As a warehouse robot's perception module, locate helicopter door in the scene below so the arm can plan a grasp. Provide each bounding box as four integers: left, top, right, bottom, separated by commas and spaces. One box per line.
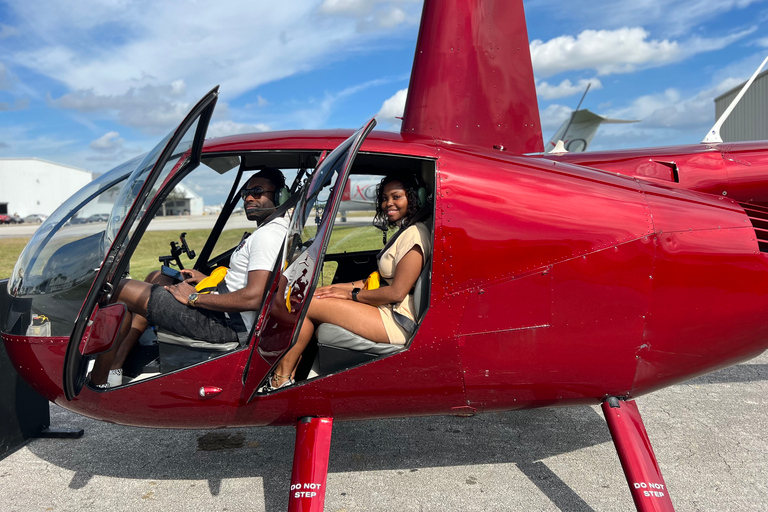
62, 87, 220, 399
240, 118, 377, 398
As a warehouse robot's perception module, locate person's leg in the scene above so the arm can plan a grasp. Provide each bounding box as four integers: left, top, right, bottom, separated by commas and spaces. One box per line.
111, 278, 153, 315
272, 298, 388, 386
108, 271, 174, 371
271, 316, 315, 387
89, 308, 133, 385
109, 313, 148, 369
89, 278, 155, 386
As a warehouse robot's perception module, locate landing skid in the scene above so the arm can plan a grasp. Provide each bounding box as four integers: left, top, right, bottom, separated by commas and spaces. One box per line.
602, 397, 675, 511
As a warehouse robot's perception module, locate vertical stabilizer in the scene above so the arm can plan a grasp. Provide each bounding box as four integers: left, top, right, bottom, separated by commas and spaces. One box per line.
401, 0, 543, 153
546, 110, 639, 153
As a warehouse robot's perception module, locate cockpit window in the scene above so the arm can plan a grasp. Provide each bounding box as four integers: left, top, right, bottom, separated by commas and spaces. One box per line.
4, 117, 199, 337
4, 158, 138, 335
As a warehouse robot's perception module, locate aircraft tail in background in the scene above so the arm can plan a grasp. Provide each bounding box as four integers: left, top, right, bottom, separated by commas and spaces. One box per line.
547, 110, 638, 153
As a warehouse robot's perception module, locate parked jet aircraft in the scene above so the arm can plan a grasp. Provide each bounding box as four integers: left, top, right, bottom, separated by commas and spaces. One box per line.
2, 1, 767, 511
547, 108, 638, 153
336, 176, 380, 221
546, 83, 639, 154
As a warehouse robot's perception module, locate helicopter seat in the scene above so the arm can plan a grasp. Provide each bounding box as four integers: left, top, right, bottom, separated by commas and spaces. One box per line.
313, 256, 431, 374
155, 329, 239, 373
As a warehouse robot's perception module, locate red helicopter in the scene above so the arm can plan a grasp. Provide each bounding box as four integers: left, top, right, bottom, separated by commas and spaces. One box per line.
2, 1, 768, 511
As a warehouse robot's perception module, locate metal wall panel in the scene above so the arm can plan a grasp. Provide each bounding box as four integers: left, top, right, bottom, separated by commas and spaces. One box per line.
715, 70, 768, 142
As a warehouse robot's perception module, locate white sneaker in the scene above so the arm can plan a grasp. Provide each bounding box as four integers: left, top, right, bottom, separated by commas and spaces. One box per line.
107, 369, 123, 387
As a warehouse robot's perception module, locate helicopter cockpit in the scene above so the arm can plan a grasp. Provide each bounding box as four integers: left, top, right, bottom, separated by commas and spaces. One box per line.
2, 91, 436, 408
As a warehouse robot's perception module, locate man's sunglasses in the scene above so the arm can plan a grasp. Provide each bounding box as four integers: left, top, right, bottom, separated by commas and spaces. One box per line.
240, 186, 275, 200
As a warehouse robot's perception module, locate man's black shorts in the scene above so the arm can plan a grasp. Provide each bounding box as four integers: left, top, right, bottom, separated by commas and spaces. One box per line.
146, 284, 241, 343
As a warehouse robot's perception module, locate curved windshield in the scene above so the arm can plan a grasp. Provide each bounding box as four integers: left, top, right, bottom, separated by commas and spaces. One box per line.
8, 157, 142, 299
3, 158, 139, 335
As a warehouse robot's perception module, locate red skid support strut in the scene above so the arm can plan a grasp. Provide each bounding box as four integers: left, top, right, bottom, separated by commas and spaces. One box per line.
288, 416, 334, 512
601, 397, 675, 512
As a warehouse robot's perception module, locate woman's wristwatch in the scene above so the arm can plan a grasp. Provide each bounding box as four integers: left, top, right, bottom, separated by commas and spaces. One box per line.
351, 288, 361, 302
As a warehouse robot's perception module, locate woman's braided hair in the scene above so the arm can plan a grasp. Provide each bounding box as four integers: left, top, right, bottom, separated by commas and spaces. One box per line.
373, 173, 422, 230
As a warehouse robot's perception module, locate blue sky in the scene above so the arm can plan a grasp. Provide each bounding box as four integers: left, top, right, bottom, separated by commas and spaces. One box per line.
1, 0, 767, 176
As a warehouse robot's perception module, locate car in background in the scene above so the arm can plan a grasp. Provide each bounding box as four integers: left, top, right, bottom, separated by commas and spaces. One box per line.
23, 214, 48, 223
86, 213, 109, 223
0, 214, 10, 224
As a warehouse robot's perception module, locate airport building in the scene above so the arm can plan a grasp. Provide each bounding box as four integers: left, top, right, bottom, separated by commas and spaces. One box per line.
714, 69, 768, 142
156, 182, 204, 217
0, 158, 95, 217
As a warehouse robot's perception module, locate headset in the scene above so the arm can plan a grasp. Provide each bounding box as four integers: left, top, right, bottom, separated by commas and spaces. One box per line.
403, 173, 428, 209
274, 183, 290, 207
242, 167, 290, 208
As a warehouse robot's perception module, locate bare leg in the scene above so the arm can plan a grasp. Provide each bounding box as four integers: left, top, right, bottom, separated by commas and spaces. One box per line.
90, 271, 173, 385
108, 271, 174, 370
89, 309, 133, 385
272, 298, 388, 385
110, 313, 148, 370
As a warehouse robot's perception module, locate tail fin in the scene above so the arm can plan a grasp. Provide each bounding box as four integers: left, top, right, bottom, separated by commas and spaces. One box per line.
547, 110, 639, 153
401, 0, 543, 153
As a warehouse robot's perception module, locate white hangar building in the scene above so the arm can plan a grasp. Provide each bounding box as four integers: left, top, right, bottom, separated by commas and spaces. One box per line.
0, 158, 95, 217
714, 68, 768, 142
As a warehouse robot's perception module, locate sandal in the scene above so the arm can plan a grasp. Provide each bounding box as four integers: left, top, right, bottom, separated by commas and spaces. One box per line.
86, 372, 110, 389
264, 372, 294, 391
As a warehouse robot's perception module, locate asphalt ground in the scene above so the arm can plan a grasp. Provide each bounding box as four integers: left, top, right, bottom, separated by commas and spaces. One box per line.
0, 351, 766, 512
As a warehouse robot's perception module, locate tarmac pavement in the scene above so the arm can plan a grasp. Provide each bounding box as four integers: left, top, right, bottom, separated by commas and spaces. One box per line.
1, 351, 766, 511
0, 214, 375, 239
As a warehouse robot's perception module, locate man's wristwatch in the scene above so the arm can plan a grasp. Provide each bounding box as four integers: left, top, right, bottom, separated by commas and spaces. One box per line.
351, 288, 361, 302
188, 292, 200, 307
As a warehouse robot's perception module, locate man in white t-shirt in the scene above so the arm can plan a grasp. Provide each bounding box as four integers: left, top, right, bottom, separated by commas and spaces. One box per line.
90, 168, 289, 387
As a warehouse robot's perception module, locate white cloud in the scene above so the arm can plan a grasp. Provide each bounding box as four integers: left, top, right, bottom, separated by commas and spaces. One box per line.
373, 7, 406, 29
320, 0, 372, 14
208, 120, 271, 137
617, 80, 741, 130
0, 62, 10, 90
319, 0, 419, 31
280, 77, 392, 129
375, 88, 407, 128
3, 0, 420, 134
536, 78, 602, 100
539, 104, 574, 131
89, 131, 125, 152
242, 95, 271, 109
50, 84, 193, 132
0, 24, 20, 39
531, 27, 755, 78
0, 98, 29, 111
531, 28, 680, 77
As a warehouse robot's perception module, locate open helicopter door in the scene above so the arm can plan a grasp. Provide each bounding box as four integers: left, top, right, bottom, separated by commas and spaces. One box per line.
62, 87, 219, 400
240, 118, 377, 399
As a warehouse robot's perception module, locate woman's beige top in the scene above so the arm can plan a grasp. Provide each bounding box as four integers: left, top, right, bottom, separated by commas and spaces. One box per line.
376, 222, 432, 344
